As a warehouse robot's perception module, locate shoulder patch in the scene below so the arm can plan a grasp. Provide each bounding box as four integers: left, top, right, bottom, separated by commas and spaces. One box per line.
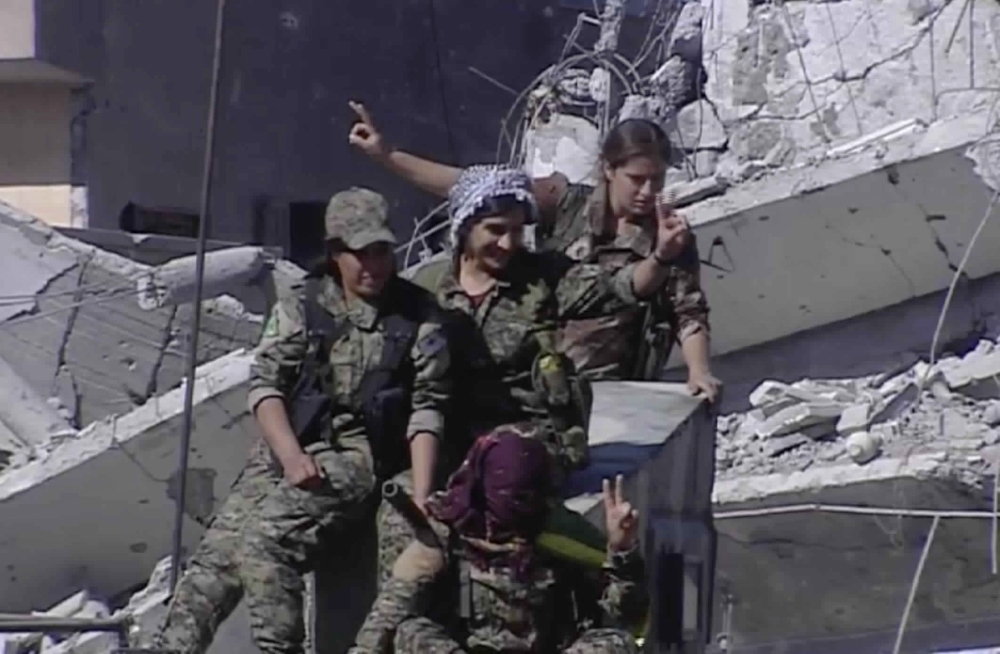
415, 330, 447, 358
262, 313, 280, 338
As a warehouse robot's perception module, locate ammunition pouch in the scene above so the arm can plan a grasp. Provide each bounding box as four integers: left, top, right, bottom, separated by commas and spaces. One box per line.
364, 385, 412, 481
531, 340, 593, 471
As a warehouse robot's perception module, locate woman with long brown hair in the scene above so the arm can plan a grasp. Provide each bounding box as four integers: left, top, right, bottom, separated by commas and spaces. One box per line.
347, 102, 720, 402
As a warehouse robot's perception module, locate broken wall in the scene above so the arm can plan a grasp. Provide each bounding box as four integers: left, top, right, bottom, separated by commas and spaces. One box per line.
694, 0, 1000, 183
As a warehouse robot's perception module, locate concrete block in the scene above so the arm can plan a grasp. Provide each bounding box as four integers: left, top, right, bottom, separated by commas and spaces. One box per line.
764, 432, 810, 457
836, 403, 872, 436
136, 246, 268, 310
943, 349, 1000, 393
0, 350, 256, 612
663, 175, 728, 209
755, 401, 844, 439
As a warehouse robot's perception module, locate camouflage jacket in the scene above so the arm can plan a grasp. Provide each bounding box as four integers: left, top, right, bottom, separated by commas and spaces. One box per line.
536, 182, 711, 381
458, 542, 647, 652
247, 274, 452, 465
424, 250, 642, 472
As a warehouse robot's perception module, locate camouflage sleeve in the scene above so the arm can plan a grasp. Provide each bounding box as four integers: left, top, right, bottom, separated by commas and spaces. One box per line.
247, 290, 308, 414
405, 317, 452, 440
662, 236, 710, 342
541, 252, 640, 321
599, 546, 648, 629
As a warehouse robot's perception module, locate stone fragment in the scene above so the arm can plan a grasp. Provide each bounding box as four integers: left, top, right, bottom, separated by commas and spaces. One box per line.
649, 56, 704, 109
820, 443, 846, 462
662, 175, 728, 209
618, 95, 672, 124
756, 401, 844, 439
836, 403, 872, 436
943, 349, 1000, 399
676, 100, 727, 150
764, 432, 810, 457
940, 408, 975, 438
669, 1, 704, 63
845, 431, 882, 465
983, 402, 1000, 427
983, 429, 1000, 446
871, 382, 918, 424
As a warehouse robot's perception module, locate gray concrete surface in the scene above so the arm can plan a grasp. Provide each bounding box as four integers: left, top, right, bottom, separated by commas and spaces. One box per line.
0, 200, 258, 437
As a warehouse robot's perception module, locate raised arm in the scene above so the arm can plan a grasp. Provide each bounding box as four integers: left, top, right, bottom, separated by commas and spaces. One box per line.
598, 476, 648, 628
348, 101, 462, 198
348, 101, 567, 218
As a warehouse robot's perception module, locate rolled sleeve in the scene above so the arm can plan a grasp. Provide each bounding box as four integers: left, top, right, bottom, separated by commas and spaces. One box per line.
247, 293, 308, 414
405, 318, 451, 441
666, 239, 711, 343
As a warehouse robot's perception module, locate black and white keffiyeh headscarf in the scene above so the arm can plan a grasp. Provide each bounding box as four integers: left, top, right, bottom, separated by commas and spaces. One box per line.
447, 165, 539, 249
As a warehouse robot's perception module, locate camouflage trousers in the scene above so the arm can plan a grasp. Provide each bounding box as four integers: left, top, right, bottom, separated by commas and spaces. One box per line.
154, 440, 376, 654
348, 470, 448, 654
393, 619, 639, 654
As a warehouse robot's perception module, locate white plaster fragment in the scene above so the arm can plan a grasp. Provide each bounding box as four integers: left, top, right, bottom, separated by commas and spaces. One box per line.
836, 403, 872, 436
845, 430, 882, 465
755, 401, 844, 439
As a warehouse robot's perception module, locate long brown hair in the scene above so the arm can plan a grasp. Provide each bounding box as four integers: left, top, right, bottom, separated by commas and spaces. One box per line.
600, 119, 673, 169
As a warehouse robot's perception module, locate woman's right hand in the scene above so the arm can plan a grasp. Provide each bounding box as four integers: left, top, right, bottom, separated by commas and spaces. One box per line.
348, 101, 389, 161
281, 451, 325, 489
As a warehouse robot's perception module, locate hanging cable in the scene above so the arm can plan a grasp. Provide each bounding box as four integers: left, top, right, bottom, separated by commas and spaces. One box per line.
169, 0, 228, 592
427, 0, 458, 163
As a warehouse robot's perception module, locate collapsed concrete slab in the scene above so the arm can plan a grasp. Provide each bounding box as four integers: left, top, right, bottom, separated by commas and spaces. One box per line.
0, 200, 259, 435
712, 449, 1000, 652
0, 349, 256, 613
709, 344, 1000, 651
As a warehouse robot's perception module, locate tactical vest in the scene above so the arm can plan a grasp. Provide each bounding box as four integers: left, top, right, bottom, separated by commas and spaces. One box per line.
285, 275, 428, 481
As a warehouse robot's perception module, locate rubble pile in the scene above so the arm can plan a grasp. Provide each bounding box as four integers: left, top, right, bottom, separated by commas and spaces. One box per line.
716, 340, 1000, 477
0, 591, 115, 654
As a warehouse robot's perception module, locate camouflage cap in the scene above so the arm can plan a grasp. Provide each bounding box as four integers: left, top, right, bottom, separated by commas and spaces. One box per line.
324, 187, 397, 249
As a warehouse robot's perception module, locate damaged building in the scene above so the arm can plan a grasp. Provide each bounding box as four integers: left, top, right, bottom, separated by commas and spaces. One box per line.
3, 0, 1000, 653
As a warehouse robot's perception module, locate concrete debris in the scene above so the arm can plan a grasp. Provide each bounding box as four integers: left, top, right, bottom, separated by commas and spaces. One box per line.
717, 338, 1000, 475
844, 430, 881, 464
136, 246, 268, 310
0, 590, 112, 654
675, 100, 727, 151
0, 349, 255, 613
668, 2, 704, 64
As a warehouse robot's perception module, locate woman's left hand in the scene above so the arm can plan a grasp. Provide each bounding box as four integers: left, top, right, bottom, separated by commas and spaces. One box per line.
603, 475, 639, 552
687, 369, 722, 403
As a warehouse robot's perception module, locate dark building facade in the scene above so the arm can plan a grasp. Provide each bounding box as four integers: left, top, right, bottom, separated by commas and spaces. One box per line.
32, 0, 653, 265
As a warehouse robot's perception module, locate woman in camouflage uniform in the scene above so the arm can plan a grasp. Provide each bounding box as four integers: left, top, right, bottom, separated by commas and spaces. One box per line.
348, 101, 720, 401
155, 188, 452, 654
350, 164, 687, 654
366, 428, 645, 654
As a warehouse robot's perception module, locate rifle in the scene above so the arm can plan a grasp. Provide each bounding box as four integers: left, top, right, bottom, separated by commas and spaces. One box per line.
381, 480, 443, 550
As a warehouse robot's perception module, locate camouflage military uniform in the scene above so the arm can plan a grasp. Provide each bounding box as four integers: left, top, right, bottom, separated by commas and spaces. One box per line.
155, 189, 452, 654
431, 249, 642, 474
350, 252, 644, 654
537, 182, 711, 381
384, 534, 647, 653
